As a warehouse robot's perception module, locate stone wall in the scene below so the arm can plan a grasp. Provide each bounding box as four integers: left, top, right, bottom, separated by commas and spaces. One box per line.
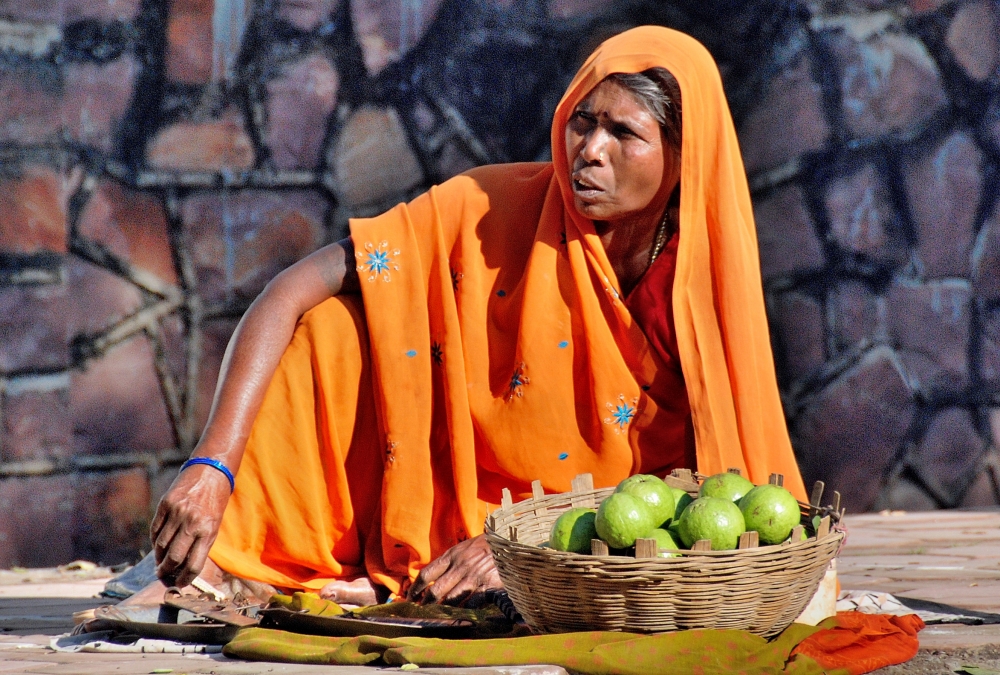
0, 0, 997, 566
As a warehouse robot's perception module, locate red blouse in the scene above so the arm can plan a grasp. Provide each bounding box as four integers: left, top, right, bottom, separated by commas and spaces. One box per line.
625, 231, 697, 475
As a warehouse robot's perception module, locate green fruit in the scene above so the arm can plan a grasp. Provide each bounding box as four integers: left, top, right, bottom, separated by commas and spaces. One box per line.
699, 472, 755, 503
595, 492, 656, 549
615, 474, 675, 527
666, 520, 686, 548
738, 484, 802, 546
677, 496, 746, 550
668, 486, 694, 522
649, 527, 680, 557
549, 507, 598, 553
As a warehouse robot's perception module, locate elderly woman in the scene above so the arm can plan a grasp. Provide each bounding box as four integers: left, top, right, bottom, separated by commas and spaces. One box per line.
149, 26, 806, 607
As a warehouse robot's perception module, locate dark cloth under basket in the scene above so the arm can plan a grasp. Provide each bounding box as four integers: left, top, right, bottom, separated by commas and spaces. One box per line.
485, 474, 843, 638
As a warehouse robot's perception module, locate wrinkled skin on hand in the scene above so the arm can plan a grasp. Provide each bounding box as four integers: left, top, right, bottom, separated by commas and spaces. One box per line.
149, 465, 231, 588
407, 534, 503, 606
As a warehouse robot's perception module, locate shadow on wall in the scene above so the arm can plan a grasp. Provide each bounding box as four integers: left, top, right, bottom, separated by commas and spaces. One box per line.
0, 0, 998, 566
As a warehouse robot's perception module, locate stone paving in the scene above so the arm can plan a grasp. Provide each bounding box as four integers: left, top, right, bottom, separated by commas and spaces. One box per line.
2, 510, 1000, 673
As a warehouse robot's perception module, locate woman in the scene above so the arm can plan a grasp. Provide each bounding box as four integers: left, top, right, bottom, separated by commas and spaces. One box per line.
149, 26, 807, 607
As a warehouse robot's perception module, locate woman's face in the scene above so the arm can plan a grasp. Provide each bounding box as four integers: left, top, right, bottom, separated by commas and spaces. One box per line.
565, 79, 679, 225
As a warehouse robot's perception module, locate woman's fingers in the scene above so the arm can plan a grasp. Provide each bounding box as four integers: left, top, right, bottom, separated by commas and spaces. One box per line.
408, 554, 451, 600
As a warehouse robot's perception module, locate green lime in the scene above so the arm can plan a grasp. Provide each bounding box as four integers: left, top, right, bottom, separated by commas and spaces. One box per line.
648, 527, 680, 557
548, 507, 598, 553
595, 492, 655, 549
667, 486, 694, 523
615, 474, 675, 527
677, 496, 746, 550
699, 472, 755, 503
738, 484, 801, 545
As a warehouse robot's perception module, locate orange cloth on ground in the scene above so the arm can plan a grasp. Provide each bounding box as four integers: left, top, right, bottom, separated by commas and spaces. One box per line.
210, 26, 806, 593
790, 612, 926, 675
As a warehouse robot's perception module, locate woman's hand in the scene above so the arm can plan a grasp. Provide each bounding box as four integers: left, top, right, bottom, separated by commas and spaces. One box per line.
149, 463, 231, 588
407, 535, 503, 605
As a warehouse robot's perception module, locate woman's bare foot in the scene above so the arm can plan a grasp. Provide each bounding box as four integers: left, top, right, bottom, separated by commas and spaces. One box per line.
118, 558, 275, 607
319, 577, 386, 607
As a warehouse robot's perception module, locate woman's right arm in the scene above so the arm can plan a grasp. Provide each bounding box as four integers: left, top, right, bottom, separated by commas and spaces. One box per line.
149, 237, 359, 587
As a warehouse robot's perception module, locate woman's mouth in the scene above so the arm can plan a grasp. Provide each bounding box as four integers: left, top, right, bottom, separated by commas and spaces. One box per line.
572, 177, 604, 198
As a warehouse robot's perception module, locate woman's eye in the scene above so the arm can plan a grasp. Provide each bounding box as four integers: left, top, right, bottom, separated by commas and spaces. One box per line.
613, 124, 637, 138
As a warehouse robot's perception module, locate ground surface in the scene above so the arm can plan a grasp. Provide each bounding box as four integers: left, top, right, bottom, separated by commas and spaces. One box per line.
2, 510, 1000, 673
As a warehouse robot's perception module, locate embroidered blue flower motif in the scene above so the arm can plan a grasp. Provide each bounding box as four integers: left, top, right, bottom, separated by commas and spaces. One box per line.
558, 453, 569, 460
558, 340, 569, 349
431, 342, 443, 365
505, 362, 529, 400
356, 241, 400, 282
405, 349, 417, 358
497, 289, 506, 297
603, 394, 638, 434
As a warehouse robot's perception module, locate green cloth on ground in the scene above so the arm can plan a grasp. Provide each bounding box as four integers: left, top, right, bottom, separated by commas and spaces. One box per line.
268, 592, 345, 616
224, 623, 842, 675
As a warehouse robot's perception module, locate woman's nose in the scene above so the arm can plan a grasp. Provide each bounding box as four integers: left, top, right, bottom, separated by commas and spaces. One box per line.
579, 130, 608, 165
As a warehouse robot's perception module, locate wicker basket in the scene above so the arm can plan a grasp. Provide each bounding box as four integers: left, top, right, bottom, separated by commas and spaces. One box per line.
485, 472, 844, 637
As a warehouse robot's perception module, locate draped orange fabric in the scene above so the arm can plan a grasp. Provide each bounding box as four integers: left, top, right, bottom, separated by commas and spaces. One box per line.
210, 26, 806, 593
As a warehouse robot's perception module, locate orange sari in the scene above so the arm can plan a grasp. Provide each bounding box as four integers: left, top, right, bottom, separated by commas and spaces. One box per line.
210, 26, 806, 594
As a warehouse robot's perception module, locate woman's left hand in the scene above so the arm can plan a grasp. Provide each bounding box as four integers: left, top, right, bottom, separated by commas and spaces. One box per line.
407, 534, 503, 605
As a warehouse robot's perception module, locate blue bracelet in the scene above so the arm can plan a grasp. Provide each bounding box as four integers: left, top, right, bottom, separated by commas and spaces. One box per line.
180, 457, 235, 494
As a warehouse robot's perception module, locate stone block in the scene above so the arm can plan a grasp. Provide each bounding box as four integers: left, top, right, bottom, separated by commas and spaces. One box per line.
824, 30, 947, 140
159, 312, 188, 393
62, 57, 138, 153
548, 0, 611, 18
181, 190, 326, 305
911, 408, 986, 504
436, 138, 479, 181
908, 0, 949, 13
73, 468, 150, 565
0, 0, 141, 23
768, 291, 826, 383
0, 281, 71, 374
886, 279, 970, 392
193, 319, 239, 433
351, 0, 445, 75
876, 474, 938, 512
77, 179, 178, 287
65, 256, 144, 341
739, 53, 831, 174
277, 0, 338, 32
0, 475, 75, 567
165, 0, 214, 84
977, 304, 1000, 387
1, 375, 72, 463
264, 52, 339, 170
70, 334, 175, 455
825, 163, 907, 267
0, 1, 63, 23
985, 94, 1000, 155
146, 108, 255, 171
794, 346, 915, 513
0, 63, 62, 145
903, 131, 983, 278
0, 164, 68, 255
947, 0, 1000, 82
331, 105, 424, 210
828, 279, 884, 352
972, 202, 1000, 300
958, 465, 1000, 508
753, 184, 825, 281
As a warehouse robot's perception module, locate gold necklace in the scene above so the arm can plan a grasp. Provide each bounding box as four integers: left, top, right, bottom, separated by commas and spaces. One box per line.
648, 208, 672, 265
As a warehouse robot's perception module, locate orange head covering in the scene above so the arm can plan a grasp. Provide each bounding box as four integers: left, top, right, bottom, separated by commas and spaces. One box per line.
548, 26, 807, 497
